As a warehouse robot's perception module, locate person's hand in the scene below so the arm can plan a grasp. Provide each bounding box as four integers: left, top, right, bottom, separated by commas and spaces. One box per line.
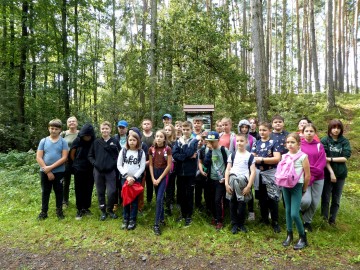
200, 171, 207, 177
191, 152, 197, 159
330, 172, 337, 183
206, 142, 213, 150
242, 186, 251, 196
255, 157, 262, 164
42, 166, 52, 174
153, 179, 159, 186
196, 135, 202, 141
127, 177, 135, 186
219, 178, 225, 184
225, 184, 233, 194
47, 172, 55, 181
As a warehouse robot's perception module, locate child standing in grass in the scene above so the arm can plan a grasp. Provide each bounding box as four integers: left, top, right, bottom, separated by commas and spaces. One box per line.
225, 133, 256, 234
117, 132, 146, 230
276, 133, 310, 250
164, 124, 177, 215
149, 130, 172, 235
36, 119, 69, 220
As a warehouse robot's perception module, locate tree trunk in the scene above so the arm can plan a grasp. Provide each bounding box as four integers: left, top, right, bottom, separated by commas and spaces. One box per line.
241, 0, 247, 73
74, 0, 79, 112
327, 0, 335, 108
309, 0, 320, 92
139, 0, 148, 110
251, 0, 268, 122
296, 0, 301, 92
281, 0, 287, 94
149, 0, 157, 122
112, 0, 117, 94
354, 0, 359, 94
337, 0, 344, 92
61, 0, 70, 117
266, 0, 271, 91
302, 0, 308, 93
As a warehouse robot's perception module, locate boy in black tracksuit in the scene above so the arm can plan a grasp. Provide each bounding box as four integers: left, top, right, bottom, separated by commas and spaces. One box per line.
172, 121, 200, 226
70, 123, 96, 220
88, 121, 121, 221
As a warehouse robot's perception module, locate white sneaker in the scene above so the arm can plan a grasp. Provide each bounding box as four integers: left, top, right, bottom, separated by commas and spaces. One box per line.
248, 212, 255, 221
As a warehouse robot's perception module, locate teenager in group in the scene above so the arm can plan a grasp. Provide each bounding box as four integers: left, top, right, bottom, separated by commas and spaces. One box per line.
117, 132, 146, 230
195, 133, 210, 212
115, 120, 128, 148
297, 117, 320, 142
219, 117, 236, 153
88, 121, 121, 221
192, 116, 204, 136
321, 119, 351, 226
271, 115, 289, 156
300, 123, 327, 232
70, 123, 96, 220
61, 116, 79, 208
276, 133, 310, 250
36, 119, 69, 220
172, 121, 200, 226
249, 118, 261, 140
174, 121, 183, 139
215, 120, 224, 135
237, 119, 256, 221
252, 122, 282, 233
202, 131, 231, 230
162, 113, 172, 127
225, 133, 256, 234
149, 130, 172, 235
164, 124, 177, 215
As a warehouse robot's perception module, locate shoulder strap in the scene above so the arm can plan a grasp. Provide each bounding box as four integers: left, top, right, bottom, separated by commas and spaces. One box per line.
248, 154, 254, 169
231, 152, 236, 166
138, 149, 143, 167
220, 146, 228, 167
122, 148, 128, 167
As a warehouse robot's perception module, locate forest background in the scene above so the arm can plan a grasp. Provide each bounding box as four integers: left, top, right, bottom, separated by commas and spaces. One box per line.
0, 0, 359, 151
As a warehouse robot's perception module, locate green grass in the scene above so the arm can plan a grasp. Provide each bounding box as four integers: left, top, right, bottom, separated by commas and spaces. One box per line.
1, 93, 360, 268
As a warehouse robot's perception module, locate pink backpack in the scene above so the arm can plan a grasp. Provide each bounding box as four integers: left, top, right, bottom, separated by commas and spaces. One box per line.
275, 151, 304, 188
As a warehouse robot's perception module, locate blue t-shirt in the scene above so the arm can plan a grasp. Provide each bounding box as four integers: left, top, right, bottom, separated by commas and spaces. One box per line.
271, 131, 289, 155
38, 137, 69, 173
251, 139, 280, 171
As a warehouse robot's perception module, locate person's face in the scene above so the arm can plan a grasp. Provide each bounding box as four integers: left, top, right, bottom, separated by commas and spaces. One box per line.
207, 140, 219, 149
101, 124, 111, 138
163, 117, 171, 125
286, 136, 299, 152
259, 125, 270, 140
272, 119, 284, 132
83, 135, 91, 141
67, 118, 78, 129
240, 125, 249, 134
164, 126, 172, 136
48, 126, 61, 137
303, 126, 315, 141
182, 126, 192, 138
298, 120, 308, 132
331, 126, 341, 137
155, 131, 166, 146
128, 135, 138, 148
142, 120, 152, 131
249, 119, 257, 130
193, 120, 203, 131
118, 126, 127, 135
222, 121, 231, 133
216, 123, 223, 133
175, 124, 182, 133
236, 136, 247, 150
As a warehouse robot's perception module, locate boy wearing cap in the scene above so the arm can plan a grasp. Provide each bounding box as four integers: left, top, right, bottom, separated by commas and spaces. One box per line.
162, 114, 172, 127
36, 119, 69, 220
201, 131, 231, 230
172, 121, 201, 226
115, 120, 128, 148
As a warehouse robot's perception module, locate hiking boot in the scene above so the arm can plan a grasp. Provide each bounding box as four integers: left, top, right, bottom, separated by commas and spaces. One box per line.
108, 211, 118, 219
121, 219, 129, 230
231, 225, 238, 234
248, 212, 255, 221
75, 210, 83, 220
56, 208, 65, 220
272, 222, 281, 233
282, 231, 293, 247
127, 220, 136, 230
154, 225, 161, 236
294, 232, 308, 250
215, 222, 223, 231
37, 211, 48, 220
81, 209, 92, 216
185, 218, 192, 227
100, 211, 107, 221
303, 222, 312, 232
238, 225, 248, 233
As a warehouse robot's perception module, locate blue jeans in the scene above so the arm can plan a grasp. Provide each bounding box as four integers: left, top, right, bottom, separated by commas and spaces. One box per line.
40, 171, 64, 212
121, 178, 139, 221
154, 167, 167, 225
321, 177, 345, 223
282, 183, 304, 235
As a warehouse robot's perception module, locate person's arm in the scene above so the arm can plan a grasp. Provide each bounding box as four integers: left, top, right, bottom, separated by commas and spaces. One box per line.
198, 159, 207, 177
42, 149, 68, 174
326, 156, 348, 163
117, 149, 127, 177
149, 155, 156, 184
224, 162, 233, 194
243, 163, 256, 196
70, 148, 76, 161
255, 152, 281, 165
302, 156, 311, 193
134, 150, 146, 180
325, 162, 337, 183
155, 154, 172, 186
88, 141, 96, 166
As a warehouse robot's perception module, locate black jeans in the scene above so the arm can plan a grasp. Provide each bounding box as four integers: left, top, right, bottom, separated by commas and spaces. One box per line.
165, 170, 176, 208
145, 166, 154, 203
40, 171, 64, 212
74, 169, 94, 211
209, 179, 226, 223
177, 175, 195, 218
93, 168, 117, 212
321, 177, 345, 223
258, 176, 279, 223
229, 194, 247, 226
62, 162, 72, 203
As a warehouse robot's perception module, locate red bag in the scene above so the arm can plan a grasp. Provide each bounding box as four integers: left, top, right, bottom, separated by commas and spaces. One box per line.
121, 181, 144, 206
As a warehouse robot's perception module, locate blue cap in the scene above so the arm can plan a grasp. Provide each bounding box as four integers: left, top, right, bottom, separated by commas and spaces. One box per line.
205, 131, 219, 141
162, 113, 172, 119
117, 120, 128, 128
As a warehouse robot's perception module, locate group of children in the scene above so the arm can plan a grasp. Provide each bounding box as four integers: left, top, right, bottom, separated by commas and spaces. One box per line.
36, 114, 351, 249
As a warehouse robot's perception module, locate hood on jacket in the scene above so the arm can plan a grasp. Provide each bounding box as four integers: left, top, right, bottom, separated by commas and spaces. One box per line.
237, 119, 251, 134
78, 123, 96, 141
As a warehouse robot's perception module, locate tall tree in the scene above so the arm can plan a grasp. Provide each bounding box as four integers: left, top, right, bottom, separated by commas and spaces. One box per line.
309, 0, 320, 92
327, 0, 335, 108
296, 0, 301, 92
149, 0, 157, 121
61, 0, 70, 117
354, 0, 359, 94
337, 0, 344, 92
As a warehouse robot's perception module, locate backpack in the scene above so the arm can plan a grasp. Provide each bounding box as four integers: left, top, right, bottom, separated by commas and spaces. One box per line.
149, 145, 170, 161
275, 151, 304, 188
121, 148, 143, 168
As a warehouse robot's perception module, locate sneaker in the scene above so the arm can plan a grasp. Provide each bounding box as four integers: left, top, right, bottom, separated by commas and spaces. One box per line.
108, 211, 118, 219
231, 225, 238, 234
248, 212, 255, 221
75, 210, 83, 220
37, 211, 48, 220
154, 225, 161, 236
238, 225, 248, 233
121, 220, 129, 230
127, 220, 136, 230
304, 222, 313, 232
113, 204, 118, 212
56, 209, 65, 220
185, 218, 192, 227
100, 211, 107, 221
272, 223, 281, 233
81, 209, 92, 216
216, 222, 223, 231
329, 220, 336, 227
160, 220, 166, 226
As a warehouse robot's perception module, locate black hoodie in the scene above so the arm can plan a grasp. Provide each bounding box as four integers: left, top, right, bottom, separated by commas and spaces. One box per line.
71, 123, 96, 172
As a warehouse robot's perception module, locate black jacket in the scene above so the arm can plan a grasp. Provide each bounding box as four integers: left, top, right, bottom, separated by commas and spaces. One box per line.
172, 137, 199, 176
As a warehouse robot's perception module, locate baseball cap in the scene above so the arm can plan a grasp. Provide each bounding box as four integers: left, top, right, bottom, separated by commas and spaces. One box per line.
162, 114, 172, 119
205, 131, 219, 141
117, 120, 128, 128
